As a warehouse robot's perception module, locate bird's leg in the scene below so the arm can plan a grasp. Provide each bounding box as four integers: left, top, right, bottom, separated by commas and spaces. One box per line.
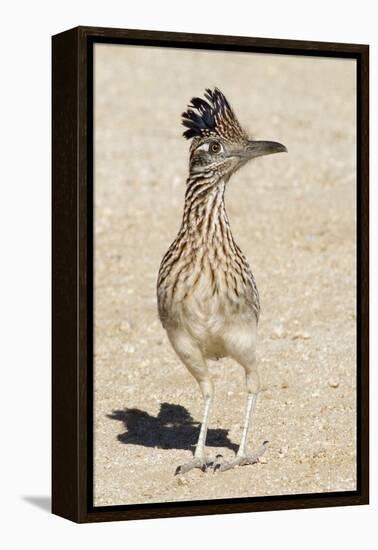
194, 389, 212, 460
217, 392, 268, 472
238, 392, 258, 457
217, 360, 268, 472
169, 331, 216, 475
175, 386, 213, 475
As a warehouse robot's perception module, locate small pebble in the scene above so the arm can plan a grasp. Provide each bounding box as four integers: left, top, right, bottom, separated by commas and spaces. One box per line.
271, 323, 285, 339
292, 332, 311, 340
123, 343, 135, 354
120, 321, 131, 332
177, 477, 189, 487
278, 446, 288, 458
328, 379, 340, 388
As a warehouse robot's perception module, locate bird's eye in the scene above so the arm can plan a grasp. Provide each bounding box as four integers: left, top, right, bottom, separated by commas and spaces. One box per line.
210, 141, 221, 154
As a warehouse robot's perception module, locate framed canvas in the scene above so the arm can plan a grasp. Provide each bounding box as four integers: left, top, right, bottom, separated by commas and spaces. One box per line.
52, 26, 369, 523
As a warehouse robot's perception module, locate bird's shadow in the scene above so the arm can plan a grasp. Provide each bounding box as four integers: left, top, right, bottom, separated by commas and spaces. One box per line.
108, 402, 238, 454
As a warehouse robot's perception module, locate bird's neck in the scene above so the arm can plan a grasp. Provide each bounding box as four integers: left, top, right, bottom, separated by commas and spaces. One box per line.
180, 173, 233, 247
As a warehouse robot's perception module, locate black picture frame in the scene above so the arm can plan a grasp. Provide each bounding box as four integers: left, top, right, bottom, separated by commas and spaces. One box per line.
52, 26, 369, 523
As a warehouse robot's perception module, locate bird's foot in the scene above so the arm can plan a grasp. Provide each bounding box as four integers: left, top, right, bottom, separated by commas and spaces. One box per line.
215, 441, 269, 472
175, 454, 223, 475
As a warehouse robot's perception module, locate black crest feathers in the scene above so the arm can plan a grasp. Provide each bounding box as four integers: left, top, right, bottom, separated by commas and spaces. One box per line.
181, 88, 246, 143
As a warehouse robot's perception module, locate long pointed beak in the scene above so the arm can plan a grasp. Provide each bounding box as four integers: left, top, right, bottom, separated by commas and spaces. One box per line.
245, 140, 287, 159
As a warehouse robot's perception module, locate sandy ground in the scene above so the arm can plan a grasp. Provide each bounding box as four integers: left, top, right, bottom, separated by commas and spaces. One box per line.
93, 45, 357, 506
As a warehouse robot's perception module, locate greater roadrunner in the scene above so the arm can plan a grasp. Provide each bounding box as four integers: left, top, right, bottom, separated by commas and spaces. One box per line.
157, 88, 287, 474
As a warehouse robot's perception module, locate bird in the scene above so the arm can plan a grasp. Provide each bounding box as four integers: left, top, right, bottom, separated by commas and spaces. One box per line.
157, 87, 287, 474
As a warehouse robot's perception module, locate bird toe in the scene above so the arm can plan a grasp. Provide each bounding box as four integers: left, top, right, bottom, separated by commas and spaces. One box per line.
215, 441, 269, 472
175, 454, 224, 475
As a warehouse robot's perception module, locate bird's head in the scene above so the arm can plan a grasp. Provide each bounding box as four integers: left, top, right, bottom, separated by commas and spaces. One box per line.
182, 87, 287, 180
